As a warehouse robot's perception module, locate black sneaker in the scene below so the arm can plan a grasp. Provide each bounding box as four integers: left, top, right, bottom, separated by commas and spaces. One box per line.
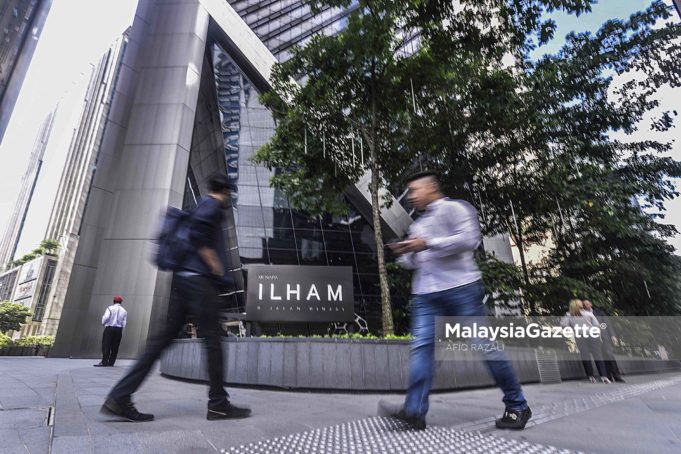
100, 397, 154, 422
93, 362, 107, 367
495, 407, 532, 430
207, 402, 252, 421
377, 400, 426, 430
614, 376, 626, 383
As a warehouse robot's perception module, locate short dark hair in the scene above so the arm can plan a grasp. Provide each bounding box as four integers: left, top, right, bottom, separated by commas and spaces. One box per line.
208, 174, 234, 193
404, 171, 440, 185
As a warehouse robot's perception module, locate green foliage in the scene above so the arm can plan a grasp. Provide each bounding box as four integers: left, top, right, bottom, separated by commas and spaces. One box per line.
477, 251, 526, 311
256, 333, 412, 341
0, 301, 31, 333
13, 336, 54, 347
257, 0, 681, 319
8, 239, 59, 268
39, 239, 59, 255
256, 1, 445, 334
0, 332, 11, 348
412, 0, 681, 315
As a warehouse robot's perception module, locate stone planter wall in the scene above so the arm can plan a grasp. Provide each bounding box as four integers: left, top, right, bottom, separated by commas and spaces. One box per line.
161, 338, 534, 391
0, 346, 51, 357
615, 355, 681, 375
160, 338, 680, 391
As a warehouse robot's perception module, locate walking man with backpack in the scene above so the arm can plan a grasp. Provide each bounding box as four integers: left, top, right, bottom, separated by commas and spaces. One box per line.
94, 295, 127, 367
101, 174, 251, 422
379, 171, 532, 430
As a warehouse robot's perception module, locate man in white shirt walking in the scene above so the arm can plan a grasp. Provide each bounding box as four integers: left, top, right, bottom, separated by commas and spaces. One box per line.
380, 171, 531, 430
95, 295, 127, 367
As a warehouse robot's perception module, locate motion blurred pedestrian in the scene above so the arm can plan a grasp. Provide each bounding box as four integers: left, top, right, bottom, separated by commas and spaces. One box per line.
379, 171, 532, 430
101, 174, 251, 422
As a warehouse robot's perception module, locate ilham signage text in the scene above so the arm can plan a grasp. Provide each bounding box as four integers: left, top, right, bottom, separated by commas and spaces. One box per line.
245, 265, 354, 322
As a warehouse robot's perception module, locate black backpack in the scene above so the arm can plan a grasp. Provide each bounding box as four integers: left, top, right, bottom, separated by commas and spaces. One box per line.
154, 206, 194, 271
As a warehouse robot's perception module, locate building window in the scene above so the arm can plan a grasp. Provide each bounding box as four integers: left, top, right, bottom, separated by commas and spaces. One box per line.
32, 259, 56, 322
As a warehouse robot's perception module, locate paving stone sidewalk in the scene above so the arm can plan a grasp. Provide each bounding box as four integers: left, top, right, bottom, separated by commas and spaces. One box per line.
0, 357, 680, 454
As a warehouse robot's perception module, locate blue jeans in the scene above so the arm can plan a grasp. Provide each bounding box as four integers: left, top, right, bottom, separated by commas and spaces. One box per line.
404, 280, 528, 417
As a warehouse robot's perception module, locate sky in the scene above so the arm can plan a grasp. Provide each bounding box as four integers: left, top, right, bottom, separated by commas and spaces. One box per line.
532, 0, 681, 255
0, 0, 679, 259
0, 0, 139, 257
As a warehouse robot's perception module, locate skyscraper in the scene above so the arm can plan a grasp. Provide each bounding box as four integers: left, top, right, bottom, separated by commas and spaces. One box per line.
0, 108, 56, 270
36, 33, 129, 336
48, 0, 413, 359
0, 0, 52, 144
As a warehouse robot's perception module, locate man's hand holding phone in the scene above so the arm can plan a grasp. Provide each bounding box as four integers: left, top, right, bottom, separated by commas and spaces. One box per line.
386, 238, 427, 255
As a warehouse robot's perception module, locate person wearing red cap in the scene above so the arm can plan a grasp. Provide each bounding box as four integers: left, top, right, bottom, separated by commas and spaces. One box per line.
95, 295, 127, 367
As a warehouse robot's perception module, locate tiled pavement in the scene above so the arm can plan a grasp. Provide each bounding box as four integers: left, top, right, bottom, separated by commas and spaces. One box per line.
1, 357, 680, 453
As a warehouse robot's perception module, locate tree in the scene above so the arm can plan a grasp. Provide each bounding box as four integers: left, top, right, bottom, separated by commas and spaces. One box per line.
256, 0, 427, 334
411, 0, 681, 315
520, 0, 681, 315
40, 239, 60, 256
386, 0, 599, 314
257, 0, 681, 321
8, 239, 59, 268
0, 301, 31, 334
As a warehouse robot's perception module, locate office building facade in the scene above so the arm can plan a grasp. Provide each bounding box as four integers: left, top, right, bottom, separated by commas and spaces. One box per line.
36, 33, 129, 336
0, 108, 56, 270
0, 0, 52, 143
49, 0, 412, 359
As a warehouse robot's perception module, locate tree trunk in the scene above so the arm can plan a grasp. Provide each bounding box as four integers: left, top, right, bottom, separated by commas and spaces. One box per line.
370, 156, 394, 335
368, 77, 393, 335
513, 228, 535, 314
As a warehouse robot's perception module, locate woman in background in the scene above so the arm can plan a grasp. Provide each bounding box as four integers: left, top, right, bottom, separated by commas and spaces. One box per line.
561, 299, 611, 383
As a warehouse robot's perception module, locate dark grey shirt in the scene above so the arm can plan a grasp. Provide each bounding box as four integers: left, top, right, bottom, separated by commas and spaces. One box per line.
181, 196, 232, 285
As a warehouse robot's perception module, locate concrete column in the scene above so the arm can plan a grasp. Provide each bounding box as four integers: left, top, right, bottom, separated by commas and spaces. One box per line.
52, 0, 210, 358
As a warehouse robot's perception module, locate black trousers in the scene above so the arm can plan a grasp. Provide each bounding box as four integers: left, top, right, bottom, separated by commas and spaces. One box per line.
102, 326, 123, 366
108, 275, 228, 407
599, 338, 623, 380
577, 337, 608, 378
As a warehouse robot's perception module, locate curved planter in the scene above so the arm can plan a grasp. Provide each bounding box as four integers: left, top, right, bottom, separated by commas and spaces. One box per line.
0, 346, 50, 357
161, 338, 543, 391
160, 338, 681, 391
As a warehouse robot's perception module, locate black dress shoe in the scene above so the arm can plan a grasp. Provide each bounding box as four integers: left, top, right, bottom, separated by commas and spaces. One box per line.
614, 376, 626, 383
377, 400, 426, 430
495, 407, 532, 430
93, 362, 107, 367
100, 397, 154, 422
207, 402, 252, 420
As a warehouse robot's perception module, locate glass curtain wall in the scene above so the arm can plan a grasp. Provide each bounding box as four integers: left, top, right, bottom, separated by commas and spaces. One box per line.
209, 42, 383, 332
227, 0, 359, 62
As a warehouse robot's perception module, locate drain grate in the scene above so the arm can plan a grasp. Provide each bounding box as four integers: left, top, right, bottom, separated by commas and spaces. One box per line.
46, 406, 55, 426
223, 417, 583, 454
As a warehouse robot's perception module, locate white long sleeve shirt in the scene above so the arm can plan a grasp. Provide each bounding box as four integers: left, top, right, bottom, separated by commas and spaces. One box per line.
397, 198, 482, 295
102, 304, 127, 328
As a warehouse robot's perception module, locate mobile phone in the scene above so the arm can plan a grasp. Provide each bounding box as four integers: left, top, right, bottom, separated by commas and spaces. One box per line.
386, 240, 408, 250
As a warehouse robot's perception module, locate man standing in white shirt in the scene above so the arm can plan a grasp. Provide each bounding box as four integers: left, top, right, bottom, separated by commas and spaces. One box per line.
95, 295, 127, 367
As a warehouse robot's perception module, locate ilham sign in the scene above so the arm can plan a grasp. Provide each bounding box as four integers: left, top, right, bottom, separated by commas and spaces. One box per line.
245, 265, 354, 322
